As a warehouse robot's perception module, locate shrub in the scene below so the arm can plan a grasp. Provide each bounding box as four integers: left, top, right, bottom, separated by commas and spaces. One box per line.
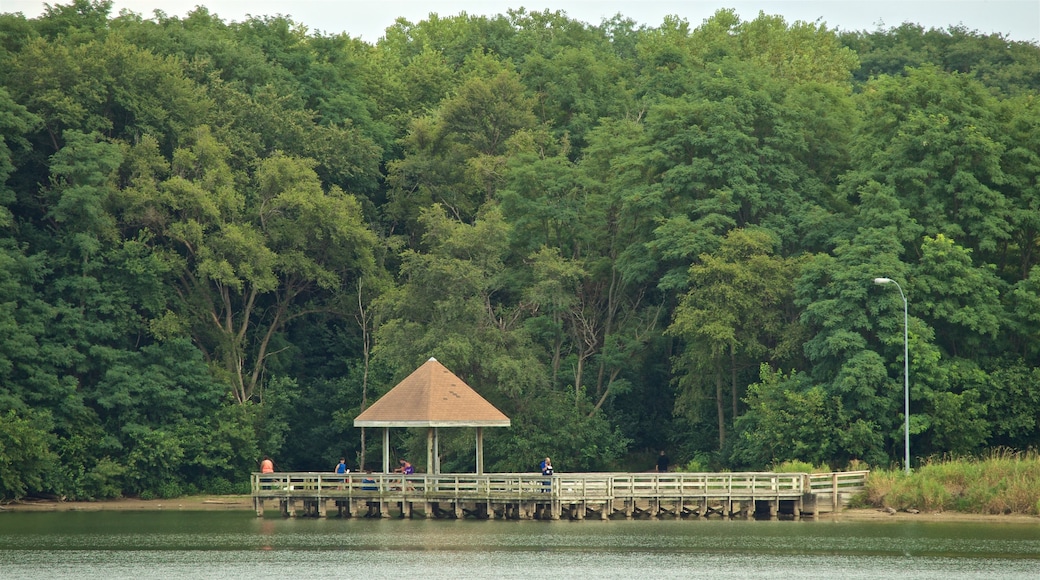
863, 450, 1040, 515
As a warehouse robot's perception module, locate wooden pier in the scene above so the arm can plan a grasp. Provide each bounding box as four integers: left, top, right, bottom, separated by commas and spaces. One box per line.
251, 471, 868, 520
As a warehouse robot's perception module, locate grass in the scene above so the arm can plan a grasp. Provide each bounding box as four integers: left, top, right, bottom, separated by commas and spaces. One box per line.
860, 449, 1040, 515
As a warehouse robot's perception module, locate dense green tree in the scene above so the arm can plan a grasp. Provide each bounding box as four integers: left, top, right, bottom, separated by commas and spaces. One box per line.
849, 66, 1012, 263
1, 2, 1039, 498
0, 409, 58, 499
996, 94, 1040, 282
842, 23, 1040, 94
669, 228, 805, 449
732, 366, 877, 468
914, 233, 1003, 357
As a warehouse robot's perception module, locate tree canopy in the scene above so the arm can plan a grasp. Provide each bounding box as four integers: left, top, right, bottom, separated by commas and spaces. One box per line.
1, 1, 1038, 499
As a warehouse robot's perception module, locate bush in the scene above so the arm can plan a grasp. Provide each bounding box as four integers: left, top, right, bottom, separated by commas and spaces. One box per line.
681, 453, 713, 472
155, 481, 183, 499
863, 450, 1040, 515
771, 459, 832, 473
81, 458, 126, 500
200, 477, 249, 495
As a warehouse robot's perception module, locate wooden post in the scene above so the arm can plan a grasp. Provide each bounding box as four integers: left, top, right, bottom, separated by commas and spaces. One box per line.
832, 472, 839, 511
382, 428, 390, 473
427, 428, 434, 475
801, 493, 817, 517
476, 427, 484, 475
434, 427, 441, 474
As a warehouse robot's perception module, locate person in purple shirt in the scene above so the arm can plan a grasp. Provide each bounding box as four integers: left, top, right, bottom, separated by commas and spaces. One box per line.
395, 459, 414, 474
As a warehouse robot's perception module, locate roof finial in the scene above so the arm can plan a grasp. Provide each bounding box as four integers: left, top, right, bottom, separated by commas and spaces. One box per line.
428, 357, 437, 361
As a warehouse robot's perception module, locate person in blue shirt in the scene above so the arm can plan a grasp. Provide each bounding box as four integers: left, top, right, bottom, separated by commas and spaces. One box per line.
334, 457, 349, 490
540, 457, 553, 492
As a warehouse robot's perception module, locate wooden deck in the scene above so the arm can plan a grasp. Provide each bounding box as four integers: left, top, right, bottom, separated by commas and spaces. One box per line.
251, 471, 868, 520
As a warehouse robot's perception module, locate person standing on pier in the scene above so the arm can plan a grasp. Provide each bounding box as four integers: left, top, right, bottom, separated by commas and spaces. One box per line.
336, 458, 349, 474
541, 457, 553, 476
657, 450, 670, 473
540, 457, 553, 492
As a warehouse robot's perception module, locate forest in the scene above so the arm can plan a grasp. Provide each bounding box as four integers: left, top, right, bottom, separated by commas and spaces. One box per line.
1, 0, 1039, 500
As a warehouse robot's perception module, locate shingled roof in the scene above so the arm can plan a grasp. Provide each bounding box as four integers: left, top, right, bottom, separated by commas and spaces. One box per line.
354, 358, 510, 427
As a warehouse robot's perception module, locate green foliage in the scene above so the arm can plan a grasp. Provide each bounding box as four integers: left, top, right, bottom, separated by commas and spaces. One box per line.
0, 410, 58, 500
669, 228, 806, 449
732, 366, 884, 468
485, 389, 630, 473
864, 451, 1040, 514
680, 454, 712, 473
0, 3, 1039, 498
771, 459, 832, 474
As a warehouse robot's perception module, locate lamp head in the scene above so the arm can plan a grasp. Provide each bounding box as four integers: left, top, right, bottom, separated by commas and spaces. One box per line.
874, 277, 893, 284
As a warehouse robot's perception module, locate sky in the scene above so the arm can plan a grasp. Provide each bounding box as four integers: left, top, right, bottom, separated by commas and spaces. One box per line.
3, 1, 1039, 43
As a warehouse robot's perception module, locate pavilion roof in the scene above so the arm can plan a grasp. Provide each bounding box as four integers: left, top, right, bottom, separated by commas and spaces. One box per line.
353, 358, 510, 428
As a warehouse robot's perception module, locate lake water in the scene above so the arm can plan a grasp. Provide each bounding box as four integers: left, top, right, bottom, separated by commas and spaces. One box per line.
1, 511, 1039, 579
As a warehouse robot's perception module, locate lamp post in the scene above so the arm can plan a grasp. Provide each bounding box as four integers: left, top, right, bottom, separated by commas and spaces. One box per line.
874, 277, 910, 475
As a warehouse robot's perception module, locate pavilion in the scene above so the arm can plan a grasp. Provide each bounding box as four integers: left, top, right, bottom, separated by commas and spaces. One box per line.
353, 357, 510, 474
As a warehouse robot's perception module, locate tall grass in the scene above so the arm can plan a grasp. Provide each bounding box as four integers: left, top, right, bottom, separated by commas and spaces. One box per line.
862, 449, 1040, 515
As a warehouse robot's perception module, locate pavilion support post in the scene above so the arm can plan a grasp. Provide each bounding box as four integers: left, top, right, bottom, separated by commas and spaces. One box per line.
382, 428, 390, 473
427, 428, 434, 475
434, 427, 441, 474
476, 427, 484, 475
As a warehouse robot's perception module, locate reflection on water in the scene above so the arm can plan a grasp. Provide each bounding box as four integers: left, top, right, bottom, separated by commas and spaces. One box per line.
1, 512, 1039, 579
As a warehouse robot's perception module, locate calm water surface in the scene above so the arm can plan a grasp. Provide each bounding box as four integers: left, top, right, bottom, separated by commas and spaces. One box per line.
1, 511, 1039, 579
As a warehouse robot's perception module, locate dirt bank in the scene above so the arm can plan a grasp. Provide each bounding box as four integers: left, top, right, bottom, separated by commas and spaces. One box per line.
819, 507, 1039, 524
0, 495, 253, 512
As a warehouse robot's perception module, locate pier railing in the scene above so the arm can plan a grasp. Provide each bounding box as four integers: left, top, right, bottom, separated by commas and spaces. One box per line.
252, 471, 868, 502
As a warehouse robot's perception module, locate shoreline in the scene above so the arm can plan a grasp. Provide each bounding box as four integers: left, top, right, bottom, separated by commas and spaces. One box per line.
0, 495, 254, 512
2, 497, 1037, 523
818, 507, 1039, 523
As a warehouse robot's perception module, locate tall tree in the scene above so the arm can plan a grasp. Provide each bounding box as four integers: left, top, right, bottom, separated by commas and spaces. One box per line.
123, 128, 378, 404
669, 228, 804, 448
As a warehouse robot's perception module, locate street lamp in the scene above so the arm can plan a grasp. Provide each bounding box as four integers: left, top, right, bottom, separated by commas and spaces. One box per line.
873, 277, 910, 475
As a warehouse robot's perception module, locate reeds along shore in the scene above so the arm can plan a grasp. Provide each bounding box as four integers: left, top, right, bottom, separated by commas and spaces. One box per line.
858, 450, 1040, 515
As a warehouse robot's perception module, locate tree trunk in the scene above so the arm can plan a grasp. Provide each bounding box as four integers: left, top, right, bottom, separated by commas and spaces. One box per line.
716, 367, 726, 449
731, 343, 739, 420
356, 279, 371, 471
